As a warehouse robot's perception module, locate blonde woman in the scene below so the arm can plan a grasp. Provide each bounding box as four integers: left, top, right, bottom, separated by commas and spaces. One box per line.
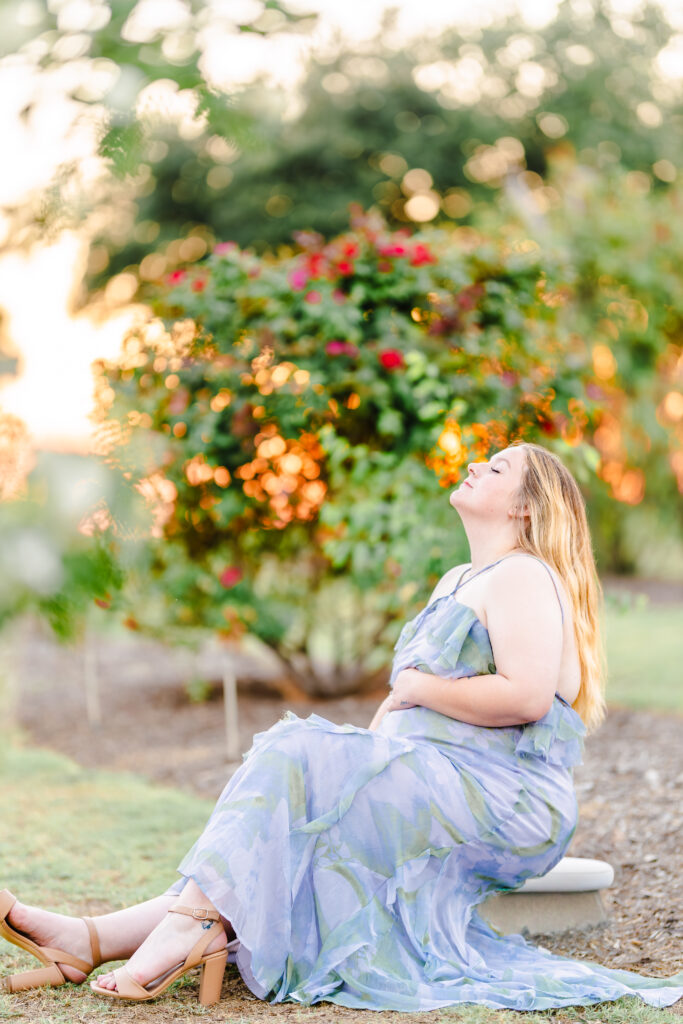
2, 442, 682, 1010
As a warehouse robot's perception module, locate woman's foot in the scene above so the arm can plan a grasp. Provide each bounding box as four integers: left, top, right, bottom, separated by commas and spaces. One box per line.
94, 907, 227, 993
4, 901, 95, 983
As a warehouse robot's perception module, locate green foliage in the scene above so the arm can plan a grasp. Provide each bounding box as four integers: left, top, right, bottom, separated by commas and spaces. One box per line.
101, 210, 604, 693
0, 0, 316, 255
485, 160, 683, 568
5, 0, 680, 290
78, 0, 682, 284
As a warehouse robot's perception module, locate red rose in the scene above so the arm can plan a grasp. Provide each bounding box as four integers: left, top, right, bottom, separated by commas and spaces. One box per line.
220, 566, 243, 588
343, 242, 359, 257
191, 278, 207, 293
379, 244, 407, 258
379, 349, 405, 370
167, 269, 187, 285
306, 252, 325, 277
337, 260, 354, 275
410, 244, 436, 267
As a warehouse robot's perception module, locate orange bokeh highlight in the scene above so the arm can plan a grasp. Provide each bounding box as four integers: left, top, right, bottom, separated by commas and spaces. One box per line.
236, 425, 326, 528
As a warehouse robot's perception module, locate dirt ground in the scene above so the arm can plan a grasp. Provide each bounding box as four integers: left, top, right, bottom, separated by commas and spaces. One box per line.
10, 579, 683, 983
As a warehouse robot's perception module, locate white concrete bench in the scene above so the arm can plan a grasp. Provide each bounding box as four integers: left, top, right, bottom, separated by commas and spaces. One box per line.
481, 857, 614, 936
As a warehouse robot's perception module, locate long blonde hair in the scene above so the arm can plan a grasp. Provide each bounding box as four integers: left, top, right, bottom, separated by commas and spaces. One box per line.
508, 441, 607, 732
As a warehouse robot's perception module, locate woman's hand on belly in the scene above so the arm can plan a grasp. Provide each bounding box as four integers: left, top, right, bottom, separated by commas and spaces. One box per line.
386, 671, 420, 712
388, 666, 554, 727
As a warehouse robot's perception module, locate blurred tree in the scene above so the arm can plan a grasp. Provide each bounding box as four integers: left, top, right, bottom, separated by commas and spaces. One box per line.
489, 157, 683, 572
98, 209, 605, 695
3, 0, 679, 296
0, 0, 315, 261
79, 0, 682, 287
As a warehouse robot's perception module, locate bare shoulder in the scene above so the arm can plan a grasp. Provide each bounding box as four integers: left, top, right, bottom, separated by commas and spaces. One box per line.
428, 562, 470, 605
487, 553, 567, 615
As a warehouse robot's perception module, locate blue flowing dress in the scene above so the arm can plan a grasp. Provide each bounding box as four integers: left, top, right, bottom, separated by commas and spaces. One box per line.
172, 557, 683, 1011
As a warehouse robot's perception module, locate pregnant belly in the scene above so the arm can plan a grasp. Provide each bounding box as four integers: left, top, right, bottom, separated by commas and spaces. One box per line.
378, 705, 578, 850
378, 704, 519, 762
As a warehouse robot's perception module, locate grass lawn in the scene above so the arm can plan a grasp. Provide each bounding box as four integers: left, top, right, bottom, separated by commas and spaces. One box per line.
604, 603, 683, 713
1, 745, 681, 1024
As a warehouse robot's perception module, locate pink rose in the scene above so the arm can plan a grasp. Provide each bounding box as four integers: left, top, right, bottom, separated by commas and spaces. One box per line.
289, 267, 309, 291
326, 341, 359, 356
219, 566, 243, 588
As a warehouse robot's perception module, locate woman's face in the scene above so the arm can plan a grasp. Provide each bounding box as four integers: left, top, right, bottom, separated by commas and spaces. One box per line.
449, 445, 528, 521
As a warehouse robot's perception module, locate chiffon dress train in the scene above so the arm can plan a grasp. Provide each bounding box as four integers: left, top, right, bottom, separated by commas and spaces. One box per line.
170, 557, 683, 1011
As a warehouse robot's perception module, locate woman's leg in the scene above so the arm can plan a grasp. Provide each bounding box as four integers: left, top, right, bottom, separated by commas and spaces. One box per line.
6, 892, 179, 983
94, 879, 229, 992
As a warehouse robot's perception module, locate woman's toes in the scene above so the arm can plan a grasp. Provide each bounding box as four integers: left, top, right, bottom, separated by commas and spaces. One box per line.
94, 972, 115, 990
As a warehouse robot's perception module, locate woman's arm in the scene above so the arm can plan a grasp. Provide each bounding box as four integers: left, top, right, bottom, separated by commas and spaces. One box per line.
389, 556, 565, 726
388, 666, 552, 726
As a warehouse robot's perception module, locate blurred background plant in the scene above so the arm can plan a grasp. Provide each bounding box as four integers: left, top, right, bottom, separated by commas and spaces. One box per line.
0, 0, 681, 701
96, 206, 605, 694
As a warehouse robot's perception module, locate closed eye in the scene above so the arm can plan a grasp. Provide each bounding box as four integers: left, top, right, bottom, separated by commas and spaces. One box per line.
490, 467, 501, 474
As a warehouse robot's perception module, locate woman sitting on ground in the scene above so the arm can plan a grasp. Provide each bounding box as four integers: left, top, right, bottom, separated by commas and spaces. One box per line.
2, 441, 682, 1011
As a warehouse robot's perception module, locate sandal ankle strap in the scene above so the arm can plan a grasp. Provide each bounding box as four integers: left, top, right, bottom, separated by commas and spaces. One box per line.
82, 916, 102, 969
169, 905, 220, 923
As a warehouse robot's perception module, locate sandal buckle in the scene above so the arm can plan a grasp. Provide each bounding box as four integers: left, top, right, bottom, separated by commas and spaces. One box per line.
192, 908, 209, 920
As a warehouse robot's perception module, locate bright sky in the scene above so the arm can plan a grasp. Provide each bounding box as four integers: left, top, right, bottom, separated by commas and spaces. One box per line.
1, 0, 682, 449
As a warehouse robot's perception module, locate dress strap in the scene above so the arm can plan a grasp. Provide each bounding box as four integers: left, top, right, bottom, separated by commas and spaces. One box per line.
453, 553, 565, 624
520, 554, 565, 625
452, 555, 510, 595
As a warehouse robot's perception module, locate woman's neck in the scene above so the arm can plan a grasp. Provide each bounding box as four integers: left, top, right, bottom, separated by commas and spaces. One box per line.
463, 529, 525, 574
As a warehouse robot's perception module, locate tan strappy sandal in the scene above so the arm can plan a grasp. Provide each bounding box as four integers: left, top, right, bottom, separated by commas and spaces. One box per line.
90, 905, 227, 1006
0, 889, 102, 993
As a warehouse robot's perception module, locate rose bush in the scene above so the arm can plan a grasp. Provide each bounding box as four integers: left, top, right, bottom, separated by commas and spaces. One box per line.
99, 207, 606, 695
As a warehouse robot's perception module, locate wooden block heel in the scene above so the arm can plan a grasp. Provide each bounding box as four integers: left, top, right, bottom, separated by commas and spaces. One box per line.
198, 949, 228, 1006
1, 964, 66, 993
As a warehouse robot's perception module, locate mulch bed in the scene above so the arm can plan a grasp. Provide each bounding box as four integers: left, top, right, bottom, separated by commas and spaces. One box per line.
12, 618, 683, 984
